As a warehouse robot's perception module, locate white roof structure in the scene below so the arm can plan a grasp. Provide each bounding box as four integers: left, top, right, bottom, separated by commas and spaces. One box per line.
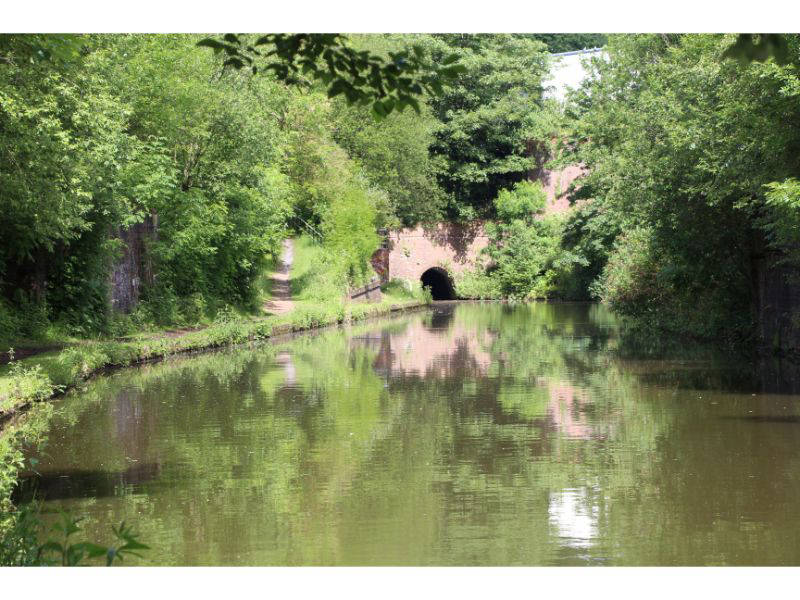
543, 48, 606, 103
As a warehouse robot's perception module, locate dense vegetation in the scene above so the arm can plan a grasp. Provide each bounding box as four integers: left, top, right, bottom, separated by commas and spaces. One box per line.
3, 31, 800, 566
4, 32, 800, 349
0, 33, 558, 342
0, 34, 438, 340
560, 34, 800, 344
531, 34, 607, 53
462, 34, 800, 350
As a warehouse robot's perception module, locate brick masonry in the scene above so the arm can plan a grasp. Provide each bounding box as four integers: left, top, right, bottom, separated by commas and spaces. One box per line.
377, 160, 584, 284
384, 222, 491, 283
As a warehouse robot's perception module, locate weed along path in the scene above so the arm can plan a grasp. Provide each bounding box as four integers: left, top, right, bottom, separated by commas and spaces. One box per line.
264, 239, 294, 316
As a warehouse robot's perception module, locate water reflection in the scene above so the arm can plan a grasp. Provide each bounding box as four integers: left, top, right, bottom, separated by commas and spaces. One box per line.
20, 302, 800, 565
549, 488, 600, 549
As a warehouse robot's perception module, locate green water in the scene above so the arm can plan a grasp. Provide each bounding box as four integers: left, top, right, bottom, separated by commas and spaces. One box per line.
22, 303, 800, 565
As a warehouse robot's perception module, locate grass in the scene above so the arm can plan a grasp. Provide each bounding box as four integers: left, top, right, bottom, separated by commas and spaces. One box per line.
290, 234, 344, 304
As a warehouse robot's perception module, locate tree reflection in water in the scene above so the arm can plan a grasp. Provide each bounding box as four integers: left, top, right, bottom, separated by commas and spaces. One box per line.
21, 302, 800, 566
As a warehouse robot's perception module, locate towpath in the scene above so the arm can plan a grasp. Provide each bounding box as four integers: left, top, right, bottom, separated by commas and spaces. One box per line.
263, 238, 294, 315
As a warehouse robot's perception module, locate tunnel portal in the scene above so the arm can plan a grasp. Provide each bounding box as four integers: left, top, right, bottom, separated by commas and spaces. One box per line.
420, 267, 456, 300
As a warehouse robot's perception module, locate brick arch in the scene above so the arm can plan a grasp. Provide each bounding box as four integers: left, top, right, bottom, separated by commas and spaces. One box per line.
377, 222, 490, 285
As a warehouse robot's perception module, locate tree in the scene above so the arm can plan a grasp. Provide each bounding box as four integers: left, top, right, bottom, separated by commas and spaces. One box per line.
567, 33, 800, 340
330, 35, 447, 227
483, 181, 563, 299
531, 34, 607, 53
420, 34, 551, 220
197, 33, 466, 119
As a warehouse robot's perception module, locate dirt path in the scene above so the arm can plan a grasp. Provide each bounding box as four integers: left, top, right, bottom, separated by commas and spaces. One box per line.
263, 239, 294, 315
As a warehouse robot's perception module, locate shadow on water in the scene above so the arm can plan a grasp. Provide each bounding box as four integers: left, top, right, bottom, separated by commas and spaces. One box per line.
426, 303, 456, 329
14, 462, 164, 503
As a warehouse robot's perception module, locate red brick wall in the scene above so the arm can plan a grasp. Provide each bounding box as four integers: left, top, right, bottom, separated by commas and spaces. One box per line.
378, 156, 585, 284
538, 164, 586, 214
386, 222, 490, 282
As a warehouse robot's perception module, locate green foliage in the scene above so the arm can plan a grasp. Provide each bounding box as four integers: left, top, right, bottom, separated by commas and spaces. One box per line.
494, 180, 547, 222
530, 34, 607, 53
421, 34, 551, 219
0, 33, 566, 338
197, 34, 466, 119
0, 34, 299, 334
565, 33, 800, 341
37, 513, 148, 566
595, 227, 664, 318
115, 35, 292, 315
382, 279, 432, 304
454, 268, 502, 300
722, 33, 791, 66
0, 360, 60, 413
0, 34, 143, 334
322, 187, 380, 288
1, 503, 148, 566
486, 217, 564, 300
0, 403, 52, 564
466, 182, 564, 300
762, 178, 800, 263
553, 199, 621, 300
330, 37, 446, 227
290, 235, 343, 303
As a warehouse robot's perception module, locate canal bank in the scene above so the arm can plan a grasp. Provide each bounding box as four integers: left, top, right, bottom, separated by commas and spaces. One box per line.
0, 296, 433, 532
0, 299, 431, 429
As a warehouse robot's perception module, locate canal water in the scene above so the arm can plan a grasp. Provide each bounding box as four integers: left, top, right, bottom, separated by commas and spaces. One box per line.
20, 303, 800, 565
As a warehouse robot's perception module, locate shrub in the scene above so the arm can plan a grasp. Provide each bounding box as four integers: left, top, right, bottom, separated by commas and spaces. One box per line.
595, 227, 665, 317
494, 180, 547, 222
454, 269, 502, 299
322, 185, 380, 288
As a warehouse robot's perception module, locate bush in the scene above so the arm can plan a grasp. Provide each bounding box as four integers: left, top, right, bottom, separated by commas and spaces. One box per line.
494, 180, 547, 222
597, 226, 751, 340
382, 278, 431, 303
454, 269, 502, 299
596, 227, 665, 317
321, 184, 380, 288
0, 300, 23, 343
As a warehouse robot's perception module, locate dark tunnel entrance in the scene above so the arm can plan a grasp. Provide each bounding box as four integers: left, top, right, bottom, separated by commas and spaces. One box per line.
420, 267, 456, 300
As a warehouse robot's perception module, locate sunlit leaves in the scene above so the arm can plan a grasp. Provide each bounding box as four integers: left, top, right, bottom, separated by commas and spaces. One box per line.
196, 33, 466, 119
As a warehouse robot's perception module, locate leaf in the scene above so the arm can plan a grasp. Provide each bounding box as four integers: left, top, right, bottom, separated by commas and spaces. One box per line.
83, 542, 111, 558
120, 539, 150, 552
722, 33, 791, 66
440, 64, 468, 78
442, 53, 461, 65
38, 541, 63, 555
222, 34, 240, 45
